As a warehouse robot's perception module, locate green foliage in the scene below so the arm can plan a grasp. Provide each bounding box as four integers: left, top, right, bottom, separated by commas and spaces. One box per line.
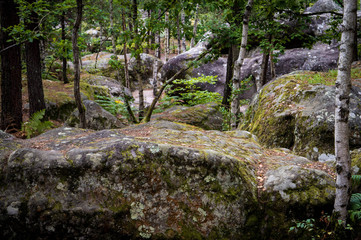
95, 95, 136, 123
289, 213, 353, 240
21, 109, 53, 139
350, 175, 361, 222
167, 75, 222, 106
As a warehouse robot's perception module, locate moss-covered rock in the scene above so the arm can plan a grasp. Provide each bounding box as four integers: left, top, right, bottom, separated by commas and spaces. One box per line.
152, 103, 223, 130
241, 72, 361, 160
65, 100, 127, 130
0, 122, 336, 239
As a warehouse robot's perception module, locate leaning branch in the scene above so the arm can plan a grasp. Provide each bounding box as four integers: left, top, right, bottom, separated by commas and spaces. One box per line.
143, 48, 212, 123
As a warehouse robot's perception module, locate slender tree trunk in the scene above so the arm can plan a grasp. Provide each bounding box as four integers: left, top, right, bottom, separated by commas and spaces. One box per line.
132, 0, 144, 120
72, 0, 86, 128
109, 0, 116, 55
270, 52, 276, 79
165, 12, 170, 61
61, 11, 68, 84
181, 10, 187, 52
257, 51, 269, 91
0, 0, 22, 132
122, 10, 131, 89
177, 14, 181, 54
190, 4, 199, 48
231, 0, 254, 129
155, 10, 161, 59
25, 0, 46, 117
222, 45, 234, 109
334, 0, 357, 225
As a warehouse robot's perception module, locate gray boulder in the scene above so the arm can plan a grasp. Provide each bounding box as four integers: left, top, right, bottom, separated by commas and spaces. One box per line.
65, 100, 126, 130
83, 74, 132, 98
69, 52, 163, 87
161, 42, 338, 100
305, 0, 342, 14
152, 103, 224, 130
0, 122, 335, 239
241, 72, 361, 160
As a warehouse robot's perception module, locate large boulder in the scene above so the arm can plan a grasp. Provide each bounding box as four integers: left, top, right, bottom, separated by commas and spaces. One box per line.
152, 103, 224, 130
241, 71, 361, 160
161, 42, 338, 100
160, 35, 227, 95
65, 100, 127, 130
69, 52, 163, 88
0, 121, 335, 239
240, 43, 339, 99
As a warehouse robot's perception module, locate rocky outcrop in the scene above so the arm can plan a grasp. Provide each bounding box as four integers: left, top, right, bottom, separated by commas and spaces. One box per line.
0, 121, 335, 239
82, 74, 132, 98
65, 100, 127, 130
160, 42, 338, 100
152, 103, 223, 130
70, 52, 163, 88
241, 71, 361, 161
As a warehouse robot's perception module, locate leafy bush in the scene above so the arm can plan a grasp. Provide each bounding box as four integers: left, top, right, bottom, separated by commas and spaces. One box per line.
95, 95, 136, 122
166, 75, 222, 106
21, 109, 54, 138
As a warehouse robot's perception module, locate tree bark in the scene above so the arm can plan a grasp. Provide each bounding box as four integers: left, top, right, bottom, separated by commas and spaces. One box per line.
181, 10, 187, 52
132, 0, 144, 121
25, 0, 46, 117
121, 9, 137, 123
61, 10, 69, 84
177, 14, 181, 54
0, 0, 23, 132
109, 0, 117, 55
231, 0, 254, 129
72, 0, 86, 128
222, 45, 234, 109
190, 4, 199, 48
165, 12, 170, 61
257, 51, 269, 91
334, 0, 357, 225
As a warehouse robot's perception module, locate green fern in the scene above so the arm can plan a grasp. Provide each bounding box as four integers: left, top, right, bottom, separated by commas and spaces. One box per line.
349, 176, 361, 222
352, 175, 361, 187
22, 109, 53, 138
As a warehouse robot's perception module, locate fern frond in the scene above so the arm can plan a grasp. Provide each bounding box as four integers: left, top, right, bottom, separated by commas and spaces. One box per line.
352, 175, 361, 187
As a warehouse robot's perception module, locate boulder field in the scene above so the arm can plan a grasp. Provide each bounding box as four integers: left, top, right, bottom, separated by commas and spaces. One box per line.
1, 120, 335, 239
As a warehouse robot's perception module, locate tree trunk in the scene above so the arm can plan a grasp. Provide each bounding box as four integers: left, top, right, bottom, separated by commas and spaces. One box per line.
25, 0, 46, 117
109, 0, 116, 55
0, 0, 22, 132
181, 10, 187, 52
155, 10, 161, 59
121, 9, 137, 123
334, 0, 357, 225
72, 0, 86, 128
222, 45, 234, 109
256, 51, 269, 91
177, 14, 181, 54
132, 0, 144, 121
165, 12, 170, 61
231, 0, 254, 129
190, 4, 199, 48
61, 11, 68, 84
270, 52, 276, 79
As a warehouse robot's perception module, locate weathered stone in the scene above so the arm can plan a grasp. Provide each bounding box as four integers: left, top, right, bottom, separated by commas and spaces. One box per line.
152, 103, 223, 130
0, 121, 336, 239
241, 72, 361, 160
65, 100, 127, 130
69, 52, 163, 88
